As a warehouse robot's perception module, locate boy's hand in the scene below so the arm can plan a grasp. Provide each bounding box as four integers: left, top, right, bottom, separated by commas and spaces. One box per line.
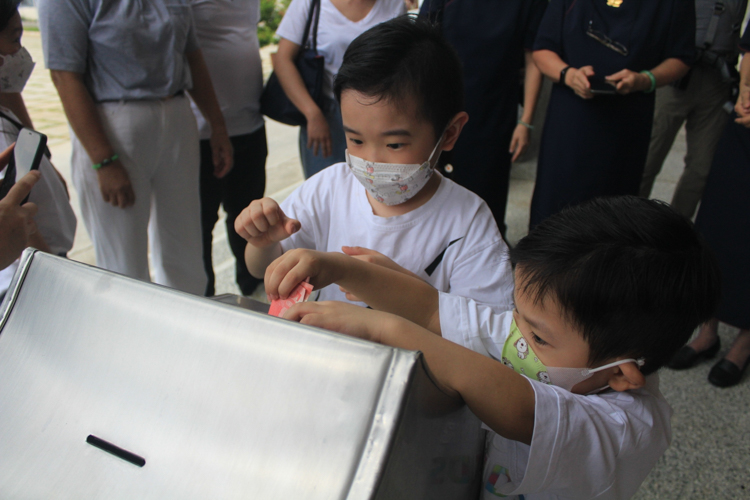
338, 246, 421, 302
235, 197, 301, 248
265, 249, 346, 300
284, 301, 386, 344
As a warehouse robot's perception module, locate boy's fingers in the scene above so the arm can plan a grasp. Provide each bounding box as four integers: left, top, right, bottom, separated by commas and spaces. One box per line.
282, 215, 301, 236
341, 245, 376, 256
3, 170, 41, 205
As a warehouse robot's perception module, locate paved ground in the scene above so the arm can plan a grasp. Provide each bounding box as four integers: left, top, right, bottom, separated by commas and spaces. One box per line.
20, 30, 749, 499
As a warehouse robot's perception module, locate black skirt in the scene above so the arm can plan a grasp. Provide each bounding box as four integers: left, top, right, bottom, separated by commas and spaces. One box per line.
695, 115, 750, 329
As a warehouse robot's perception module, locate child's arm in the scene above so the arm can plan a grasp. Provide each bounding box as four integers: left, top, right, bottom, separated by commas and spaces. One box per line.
235, 197, 301, 279
286, 301, 536, 445
266, 249, 442, 334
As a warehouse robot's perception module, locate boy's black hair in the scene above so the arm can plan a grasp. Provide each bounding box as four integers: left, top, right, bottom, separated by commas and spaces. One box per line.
510, 196, 721, 376
0, 0, 19, 33
333, 15, 464, 139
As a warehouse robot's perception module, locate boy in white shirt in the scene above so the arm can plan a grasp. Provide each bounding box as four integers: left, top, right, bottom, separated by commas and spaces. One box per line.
235, 16, 514, 311
270, 196, 721, 499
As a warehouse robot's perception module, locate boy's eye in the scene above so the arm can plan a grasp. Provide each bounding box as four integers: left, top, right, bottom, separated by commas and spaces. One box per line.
349, 138, 363, 145
532, 333, 548, 346
386, 143, 405, 150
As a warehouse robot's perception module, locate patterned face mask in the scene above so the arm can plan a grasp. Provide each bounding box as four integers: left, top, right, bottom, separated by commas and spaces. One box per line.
0, 47, 35, 93
346, 134, 443, 206
501, 320, 644, 392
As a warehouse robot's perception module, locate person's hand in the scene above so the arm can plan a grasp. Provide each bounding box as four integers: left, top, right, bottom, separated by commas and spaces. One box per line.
0, 169, 40, 269
97, 160, 135, 208
606, 69, 650, 95
305, 108, 332, 158
566, 66, 595, 99
338, 246, 421, 301
284, 300, 387, 344
735, 85, 750, 127
210, 128, 234, 178
265, 248, 345, 301
509, 124, 531, 162
234, 197, 301, 249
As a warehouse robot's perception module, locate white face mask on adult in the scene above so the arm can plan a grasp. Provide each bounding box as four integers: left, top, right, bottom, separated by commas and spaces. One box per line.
0, 47, 35, 93
346, 134, 443, 206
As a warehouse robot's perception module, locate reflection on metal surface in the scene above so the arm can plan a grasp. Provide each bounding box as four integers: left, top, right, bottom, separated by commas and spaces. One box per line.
0, 250, 484, 499
210, 293, 270, 314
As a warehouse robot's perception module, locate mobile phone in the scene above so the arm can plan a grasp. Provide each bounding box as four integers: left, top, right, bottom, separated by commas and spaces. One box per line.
0, 128, 49, 204
588, 76, 617, 95
15, 128, 47, 179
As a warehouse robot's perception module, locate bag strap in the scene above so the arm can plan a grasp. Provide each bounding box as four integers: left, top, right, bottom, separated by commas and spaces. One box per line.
300, 0, 321, 52
704, 1, 726, 48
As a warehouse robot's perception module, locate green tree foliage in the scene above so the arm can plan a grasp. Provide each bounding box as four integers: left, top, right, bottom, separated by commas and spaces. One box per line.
258, 0, 292, 47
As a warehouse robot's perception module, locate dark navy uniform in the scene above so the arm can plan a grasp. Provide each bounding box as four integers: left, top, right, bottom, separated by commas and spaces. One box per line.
530, 0, 694, 228
420, 0, 548, 233
694, 27, 750, 330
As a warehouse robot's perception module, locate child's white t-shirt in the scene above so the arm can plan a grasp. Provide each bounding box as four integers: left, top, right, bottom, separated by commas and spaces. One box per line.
438, 292, 673, 500
276, 0, 407, 97
278, 163, 514, 311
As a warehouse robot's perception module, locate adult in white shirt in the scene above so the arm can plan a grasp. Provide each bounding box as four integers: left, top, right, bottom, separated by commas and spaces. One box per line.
189, 0, 268, 296
274, 0, 406, 178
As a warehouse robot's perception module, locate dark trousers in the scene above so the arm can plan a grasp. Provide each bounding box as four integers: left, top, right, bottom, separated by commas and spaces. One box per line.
200, 126, 267, 296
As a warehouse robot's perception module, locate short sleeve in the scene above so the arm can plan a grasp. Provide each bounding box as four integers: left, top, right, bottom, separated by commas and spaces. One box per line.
447, 239, 514, 313
439, 293, 514, 360
184, 10, 200, 53
38, 0, 91, 73
524, 0, 549, 50
498, 380, 671, 499
278, 177, 327, 254
661, 0, 695, 64
532, 0, 568, 56
276, 0, 312, 46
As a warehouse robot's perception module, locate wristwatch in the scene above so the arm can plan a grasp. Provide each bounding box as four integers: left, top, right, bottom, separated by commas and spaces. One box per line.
559, 66, 572, 87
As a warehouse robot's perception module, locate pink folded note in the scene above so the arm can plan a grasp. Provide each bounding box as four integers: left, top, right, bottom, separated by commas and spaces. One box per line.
268, 279, 314, 318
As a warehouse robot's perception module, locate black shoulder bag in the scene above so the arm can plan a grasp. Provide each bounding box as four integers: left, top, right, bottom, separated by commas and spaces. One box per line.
260, 0, 325, 126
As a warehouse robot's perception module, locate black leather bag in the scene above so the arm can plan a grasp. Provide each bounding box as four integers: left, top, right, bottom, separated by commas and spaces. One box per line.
260, 0, 325, 126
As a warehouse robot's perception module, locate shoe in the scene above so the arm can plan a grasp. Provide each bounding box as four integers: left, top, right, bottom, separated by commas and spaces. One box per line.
667, 338, 721, 370
708, 358, 750, 388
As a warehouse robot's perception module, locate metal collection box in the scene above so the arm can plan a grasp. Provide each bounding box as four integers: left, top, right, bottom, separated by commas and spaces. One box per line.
0, 251, 484, 499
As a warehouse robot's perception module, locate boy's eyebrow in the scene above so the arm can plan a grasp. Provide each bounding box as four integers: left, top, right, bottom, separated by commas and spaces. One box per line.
343, 126, 360, 135
381, 129, 412, 137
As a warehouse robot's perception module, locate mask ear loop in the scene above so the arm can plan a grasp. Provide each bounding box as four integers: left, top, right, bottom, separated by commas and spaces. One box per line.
582, 357, 646, 376
426, 126, 451, 169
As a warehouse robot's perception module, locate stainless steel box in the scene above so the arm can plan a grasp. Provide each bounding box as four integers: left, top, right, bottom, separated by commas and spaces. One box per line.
0, 251, 484, 499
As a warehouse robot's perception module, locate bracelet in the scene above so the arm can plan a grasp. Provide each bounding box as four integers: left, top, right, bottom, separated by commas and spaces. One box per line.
92, 153, 119, 170
559, 66, 572, 87
640, 70, 656, 93
517, 119, 535, 130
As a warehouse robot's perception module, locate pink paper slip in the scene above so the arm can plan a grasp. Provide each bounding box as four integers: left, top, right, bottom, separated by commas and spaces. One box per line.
268, 280, 314, 318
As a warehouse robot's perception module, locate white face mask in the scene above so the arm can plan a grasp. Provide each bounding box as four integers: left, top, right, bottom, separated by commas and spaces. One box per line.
0, 47, 35, 93
501, 320, 645, 392
346, 135, 443, 206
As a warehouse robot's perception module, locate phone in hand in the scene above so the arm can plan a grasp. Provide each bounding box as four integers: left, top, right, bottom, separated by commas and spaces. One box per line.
9, 128, 48, 204
588, 76, 617, 95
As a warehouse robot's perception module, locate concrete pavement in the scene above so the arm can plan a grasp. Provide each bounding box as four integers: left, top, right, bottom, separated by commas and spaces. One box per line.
18, 29, 749, 500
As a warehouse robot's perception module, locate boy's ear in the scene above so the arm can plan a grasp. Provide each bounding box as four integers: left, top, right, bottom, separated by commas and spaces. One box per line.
439, 112, 469, 152
607, 361, 646, 392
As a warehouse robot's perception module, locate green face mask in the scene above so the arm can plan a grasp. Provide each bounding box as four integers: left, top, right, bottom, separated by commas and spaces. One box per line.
501, 320, 552, 385
501, 320, 645, 392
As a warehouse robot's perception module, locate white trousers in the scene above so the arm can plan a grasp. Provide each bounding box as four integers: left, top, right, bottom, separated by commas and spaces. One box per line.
71, 96, 207, 295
